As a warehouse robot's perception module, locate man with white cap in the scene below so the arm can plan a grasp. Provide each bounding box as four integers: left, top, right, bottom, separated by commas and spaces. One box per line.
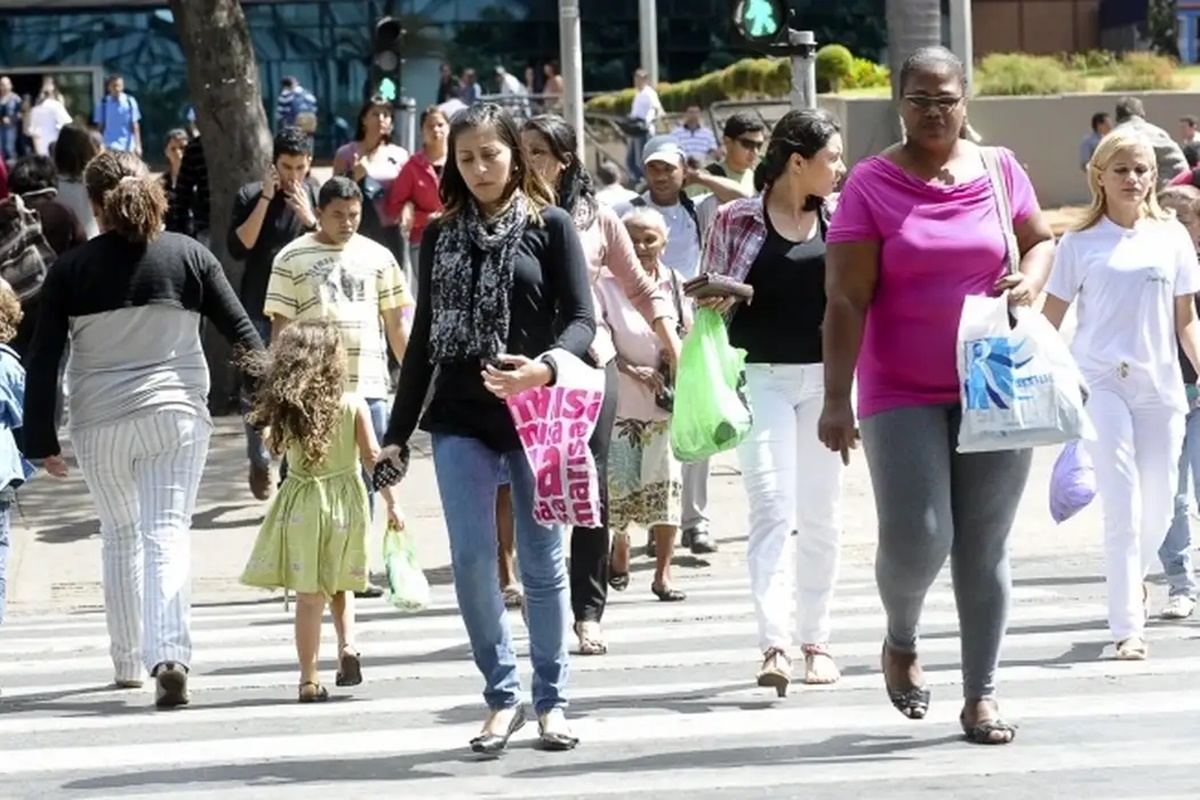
614, 134, 752, 559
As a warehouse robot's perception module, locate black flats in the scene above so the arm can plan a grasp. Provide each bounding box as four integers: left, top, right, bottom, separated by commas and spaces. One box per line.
470, 706, 528, 754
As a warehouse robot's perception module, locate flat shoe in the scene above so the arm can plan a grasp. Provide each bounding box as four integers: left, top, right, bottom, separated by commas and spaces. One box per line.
470, 706, 527, 754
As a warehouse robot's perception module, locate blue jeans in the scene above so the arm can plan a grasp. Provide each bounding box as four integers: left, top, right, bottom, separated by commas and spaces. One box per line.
1159, 407, 1200, 597
0, 126, 15, 163
0, 497, 11, 629
432, 433, 569, 714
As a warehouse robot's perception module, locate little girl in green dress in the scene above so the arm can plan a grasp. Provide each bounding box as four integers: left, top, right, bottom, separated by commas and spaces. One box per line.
241, 319, 403, 702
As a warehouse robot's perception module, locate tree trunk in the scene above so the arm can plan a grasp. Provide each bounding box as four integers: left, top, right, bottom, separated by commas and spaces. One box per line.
884, 0, 944, 139
169, 0, 272, 414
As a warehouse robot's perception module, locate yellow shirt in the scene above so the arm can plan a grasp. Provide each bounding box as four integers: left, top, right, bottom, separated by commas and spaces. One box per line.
264, 233, 414, 399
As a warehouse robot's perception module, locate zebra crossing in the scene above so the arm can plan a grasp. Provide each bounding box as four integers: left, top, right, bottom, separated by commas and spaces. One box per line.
0, 561, 1198, 798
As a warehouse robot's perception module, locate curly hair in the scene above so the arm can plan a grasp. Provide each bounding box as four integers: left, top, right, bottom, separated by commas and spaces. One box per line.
245, 319, 349, 467
0, 279, 23, 344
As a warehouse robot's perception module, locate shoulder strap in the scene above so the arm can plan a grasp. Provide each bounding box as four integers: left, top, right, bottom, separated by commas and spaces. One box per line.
679, 192, 702, 247
668, 269, 685, 334
981, 146, 1020, 277
705, 162, 727, 178
630, 195, 647, 208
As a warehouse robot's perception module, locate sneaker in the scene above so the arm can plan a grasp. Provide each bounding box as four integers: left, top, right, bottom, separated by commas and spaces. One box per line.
153, 662, 190, 709
1160, 594, 1196, 620
681, 527, 718, 555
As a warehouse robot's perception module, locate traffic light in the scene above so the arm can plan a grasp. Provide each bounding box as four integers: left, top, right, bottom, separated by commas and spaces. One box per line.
733, 0, 788, 45
371, 16, 404, 100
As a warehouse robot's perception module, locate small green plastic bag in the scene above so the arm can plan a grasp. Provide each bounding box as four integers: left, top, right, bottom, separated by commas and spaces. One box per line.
383, 520, 430, 612
669, 307, 753, 462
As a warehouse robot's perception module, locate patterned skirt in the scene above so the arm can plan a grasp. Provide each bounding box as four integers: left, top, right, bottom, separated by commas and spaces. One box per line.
608, 417, 682, 535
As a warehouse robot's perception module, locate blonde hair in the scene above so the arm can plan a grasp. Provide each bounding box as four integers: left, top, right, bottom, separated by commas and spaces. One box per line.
1075, 129, 1172, 231
621, 206, 669, 242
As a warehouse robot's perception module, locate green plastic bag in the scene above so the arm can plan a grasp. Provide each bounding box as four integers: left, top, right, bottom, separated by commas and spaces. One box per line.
383, 520, 430, 612
669, 307, 753, 462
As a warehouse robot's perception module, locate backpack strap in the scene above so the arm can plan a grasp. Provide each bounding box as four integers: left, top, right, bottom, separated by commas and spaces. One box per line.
705, 162, 727, 178
678, 192, 702, 247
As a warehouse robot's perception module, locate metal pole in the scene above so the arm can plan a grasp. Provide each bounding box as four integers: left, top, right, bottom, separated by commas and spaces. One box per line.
788, 30, 818, 110
638, 0, 659, 85
948, 0, 975, 93
559, 0, 586, 163
399, 97, 417, 155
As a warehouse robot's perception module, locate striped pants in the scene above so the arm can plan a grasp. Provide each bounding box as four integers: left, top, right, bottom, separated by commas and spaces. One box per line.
73, 410, 211, 680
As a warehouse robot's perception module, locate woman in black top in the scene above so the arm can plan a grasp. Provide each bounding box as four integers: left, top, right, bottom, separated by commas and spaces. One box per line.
702, 109, 848, 697
380, 104, 593, 753
23, 150, 262, 709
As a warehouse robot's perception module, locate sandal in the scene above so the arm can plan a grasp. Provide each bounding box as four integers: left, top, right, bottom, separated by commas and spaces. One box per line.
336, 647, 362, 686
298, 681, 329, 703
574, 620, 608, 655
959, 709, 1018, 745
881, 642, 930, 719
802, 644, 841, 685
651, 583, 686, 602
756, 647, 792, 698
1116, 636, 1148, 660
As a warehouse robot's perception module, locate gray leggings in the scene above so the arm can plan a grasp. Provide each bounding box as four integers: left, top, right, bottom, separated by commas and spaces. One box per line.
860, 404, 1032, 700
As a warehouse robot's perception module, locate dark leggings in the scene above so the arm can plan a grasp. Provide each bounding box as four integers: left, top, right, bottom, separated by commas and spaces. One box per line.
570, 359, 619, 624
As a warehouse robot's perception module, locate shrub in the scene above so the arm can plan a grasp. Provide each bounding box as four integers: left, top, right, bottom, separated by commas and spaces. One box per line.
843, 57, 891, 90
1102, 52, 1185, 91
584, 57, 790, 115
816, 44, 855, 91
974, 53, 1084, 96
1060, 49, 1118, 73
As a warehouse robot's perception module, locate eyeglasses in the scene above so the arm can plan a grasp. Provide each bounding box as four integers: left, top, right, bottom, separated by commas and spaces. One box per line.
904, 95, 963, 112
736, 138, 765, 151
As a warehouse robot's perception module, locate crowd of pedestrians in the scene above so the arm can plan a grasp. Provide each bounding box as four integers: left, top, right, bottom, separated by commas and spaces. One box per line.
1, 44, 1199, 763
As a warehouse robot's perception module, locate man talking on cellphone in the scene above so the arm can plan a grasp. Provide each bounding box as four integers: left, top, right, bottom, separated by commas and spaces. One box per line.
227, 127, 320, 502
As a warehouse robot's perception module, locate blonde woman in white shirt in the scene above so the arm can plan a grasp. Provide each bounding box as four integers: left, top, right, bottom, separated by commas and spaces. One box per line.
1043, 129, 1200, 660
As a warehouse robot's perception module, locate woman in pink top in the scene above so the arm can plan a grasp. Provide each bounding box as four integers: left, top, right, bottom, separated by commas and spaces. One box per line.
819, 47, 1055, 745
522, 114, 682, 655
332, 97, 409, 260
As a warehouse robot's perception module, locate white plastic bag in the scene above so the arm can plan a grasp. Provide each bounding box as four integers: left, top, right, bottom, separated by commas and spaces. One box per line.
957, 296, 1093, 453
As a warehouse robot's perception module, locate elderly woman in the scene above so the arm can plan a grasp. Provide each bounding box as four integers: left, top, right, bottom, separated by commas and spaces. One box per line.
600, 206, 690, 601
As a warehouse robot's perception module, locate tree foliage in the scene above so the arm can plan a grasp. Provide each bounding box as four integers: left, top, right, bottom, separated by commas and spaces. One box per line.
1144, 0, 1181, 60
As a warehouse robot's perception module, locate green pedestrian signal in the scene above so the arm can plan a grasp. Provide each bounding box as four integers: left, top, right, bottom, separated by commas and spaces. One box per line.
378, 77, 397, 101
733, 0, 786, 43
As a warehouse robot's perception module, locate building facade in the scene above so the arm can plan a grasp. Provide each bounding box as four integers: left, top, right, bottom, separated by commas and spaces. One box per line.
0, 0, 746, 159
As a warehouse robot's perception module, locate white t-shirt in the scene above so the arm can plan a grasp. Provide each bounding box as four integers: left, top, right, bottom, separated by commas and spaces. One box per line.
630, 86, 660, 125
29, 98, 71, 156
1046, 216, 1200, 411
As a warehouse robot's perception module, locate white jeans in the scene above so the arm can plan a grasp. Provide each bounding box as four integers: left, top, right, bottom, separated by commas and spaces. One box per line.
73, 410, 211, 680
737, 364, 844, 651
1084, 380, 1184, 641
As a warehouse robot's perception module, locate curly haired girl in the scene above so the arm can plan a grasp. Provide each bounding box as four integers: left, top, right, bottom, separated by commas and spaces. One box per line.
241, 319, 402, 702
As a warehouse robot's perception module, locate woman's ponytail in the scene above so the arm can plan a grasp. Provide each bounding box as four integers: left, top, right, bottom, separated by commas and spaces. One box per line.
84, 150, 167, 244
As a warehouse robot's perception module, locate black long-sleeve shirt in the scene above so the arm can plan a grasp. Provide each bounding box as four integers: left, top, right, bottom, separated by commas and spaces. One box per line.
23, 231, 263, 458
385, 205, 595, 454
226, 179, 319, 319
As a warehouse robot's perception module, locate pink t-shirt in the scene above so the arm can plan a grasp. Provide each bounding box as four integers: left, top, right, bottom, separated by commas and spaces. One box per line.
826, 148, 1039, 418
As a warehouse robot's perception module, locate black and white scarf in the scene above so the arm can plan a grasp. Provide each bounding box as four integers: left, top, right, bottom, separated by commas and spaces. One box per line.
429, 192, 530, 363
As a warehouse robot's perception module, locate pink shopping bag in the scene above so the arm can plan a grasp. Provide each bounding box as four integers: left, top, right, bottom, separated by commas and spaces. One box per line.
506, 349, 606, 528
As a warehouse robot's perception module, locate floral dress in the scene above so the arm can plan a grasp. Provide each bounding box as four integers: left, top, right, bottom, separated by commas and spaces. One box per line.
241, 395, 370, 596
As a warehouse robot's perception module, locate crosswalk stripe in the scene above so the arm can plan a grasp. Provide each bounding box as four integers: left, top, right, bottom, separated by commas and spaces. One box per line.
0, 592, 1096, 660
0, 689, 1195, 776
1, 564, 1194, 795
